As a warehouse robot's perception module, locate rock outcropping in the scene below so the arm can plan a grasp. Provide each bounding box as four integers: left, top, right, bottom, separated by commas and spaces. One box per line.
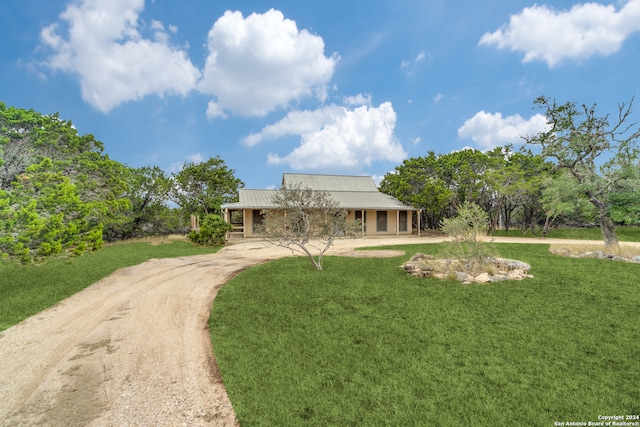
401, 253, 533, 284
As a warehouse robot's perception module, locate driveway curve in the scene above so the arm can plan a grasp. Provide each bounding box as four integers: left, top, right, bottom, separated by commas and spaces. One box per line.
0, 236, 637, 426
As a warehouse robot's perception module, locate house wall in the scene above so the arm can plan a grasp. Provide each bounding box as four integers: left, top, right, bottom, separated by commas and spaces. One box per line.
230, 208, 415, 239
346, 210, 414, 236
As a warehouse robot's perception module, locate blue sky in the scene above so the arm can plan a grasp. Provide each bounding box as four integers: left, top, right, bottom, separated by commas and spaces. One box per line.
2, 0, 639, 189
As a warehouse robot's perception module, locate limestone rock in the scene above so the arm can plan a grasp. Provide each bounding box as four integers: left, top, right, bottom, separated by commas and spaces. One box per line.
474, 273, 491, 283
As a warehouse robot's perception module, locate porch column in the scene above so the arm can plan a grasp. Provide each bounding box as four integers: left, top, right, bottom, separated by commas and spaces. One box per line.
418, 210, 421, 237
396, 210, 400, 236
361, 210, 365, 236
242, 209, 246, 239
223, 208, 229, 240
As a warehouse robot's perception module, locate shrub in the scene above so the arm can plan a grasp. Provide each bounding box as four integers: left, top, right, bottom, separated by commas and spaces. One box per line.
441, 201, 497, 274
186, 214, 232, 246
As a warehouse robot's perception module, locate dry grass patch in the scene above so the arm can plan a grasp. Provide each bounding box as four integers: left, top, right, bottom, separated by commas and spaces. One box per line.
103, 234, 187, 246
549, 243, 640, 259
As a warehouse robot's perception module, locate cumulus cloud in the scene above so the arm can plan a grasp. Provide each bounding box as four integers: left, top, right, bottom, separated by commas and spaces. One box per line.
40, 0, 201, 112
479, 0, 640, 67
262, 102, 406, 170
199, 9, 339, 117
457, 111, 549, 150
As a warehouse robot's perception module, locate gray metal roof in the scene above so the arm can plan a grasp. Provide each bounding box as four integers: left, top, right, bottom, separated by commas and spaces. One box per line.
222, 188, 415, 211
221, 189, 277, 209
282, 173, 378, 192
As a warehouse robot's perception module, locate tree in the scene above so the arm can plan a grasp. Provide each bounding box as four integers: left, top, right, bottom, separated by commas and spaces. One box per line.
540, 170, 596, 234
0, 159, 103, 264
606, 157, 640, 225
1, 103, 129, 262
261, 184, 360, 270
379, 153, 454, 230
171, 157, 244, 216
103, 165, 181, 240
526, 96, 640, 248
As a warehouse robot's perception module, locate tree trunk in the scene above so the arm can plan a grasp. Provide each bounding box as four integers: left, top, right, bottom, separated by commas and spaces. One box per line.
588, 194, 619, 250
600, 214, 619, 250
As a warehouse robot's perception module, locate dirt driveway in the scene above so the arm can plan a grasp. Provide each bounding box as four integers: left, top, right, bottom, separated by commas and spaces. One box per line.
0, 236, 636, 426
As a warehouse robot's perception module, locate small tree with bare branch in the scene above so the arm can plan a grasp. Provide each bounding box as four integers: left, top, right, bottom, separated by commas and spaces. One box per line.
261, 184, 360, 270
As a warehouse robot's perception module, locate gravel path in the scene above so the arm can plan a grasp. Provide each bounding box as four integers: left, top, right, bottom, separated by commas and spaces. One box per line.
0, 235, 637, 426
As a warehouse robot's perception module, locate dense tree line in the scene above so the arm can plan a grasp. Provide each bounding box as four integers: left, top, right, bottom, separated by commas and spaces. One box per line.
379, 147, 554, 232
380, 97, 640, 248
1, 102, 243, 263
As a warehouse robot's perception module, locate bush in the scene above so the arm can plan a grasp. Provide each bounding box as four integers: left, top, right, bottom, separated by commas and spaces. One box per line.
441, 201, 497, 273
186, 214, 232, 246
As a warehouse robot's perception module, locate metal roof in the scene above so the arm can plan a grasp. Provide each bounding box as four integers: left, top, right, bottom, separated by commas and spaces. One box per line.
282, 173, 378, 192
222, 188, 415, 211
221, 189, 277, 209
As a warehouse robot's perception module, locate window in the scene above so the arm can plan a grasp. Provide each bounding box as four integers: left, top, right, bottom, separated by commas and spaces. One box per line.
399, 211, 408, 232
376, 211, 387, 232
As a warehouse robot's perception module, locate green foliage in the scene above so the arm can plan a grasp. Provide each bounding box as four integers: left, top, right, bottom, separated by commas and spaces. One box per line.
540, 169, 597, 233
379, 148, 552, 232
0, 239, 223, 331
186, 214, 233, 246
102, 165, 187, 240
0, 159, 103, 264
211, 244, 640, 426
441, 201, 497, 273
527, 96, 640, 247
171, 156, 244, 216
0, 102, 133, 261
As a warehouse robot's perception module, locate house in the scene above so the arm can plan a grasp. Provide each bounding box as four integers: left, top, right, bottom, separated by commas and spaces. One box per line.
221, 173, 421, 239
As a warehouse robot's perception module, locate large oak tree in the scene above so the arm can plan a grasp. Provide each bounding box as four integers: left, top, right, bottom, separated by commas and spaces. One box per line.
526, 96, 640, 248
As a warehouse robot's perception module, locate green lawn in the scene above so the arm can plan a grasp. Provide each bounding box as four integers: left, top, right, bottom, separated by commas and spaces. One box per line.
210, 243, 640, 426
491, 226, 640, 241
0, 240, 221, 331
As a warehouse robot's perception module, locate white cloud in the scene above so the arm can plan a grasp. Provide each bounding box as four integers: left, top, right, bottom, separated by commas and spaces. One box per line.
415, 51, 426, 62
480, 0, 640, 67
433, 93, 444, 103
40, 0, 201, 112
265, 102, 406, 170
457, 111, 549, 150
205, 101, 229, 120
199, 9, 339, 117
186, 153, 204, 164
243, 105, 344, 146
343, 93, 372, 107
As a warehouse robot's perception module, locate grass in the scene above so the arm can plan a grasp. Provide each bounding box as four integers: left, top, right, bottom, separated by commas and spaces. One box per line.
491, 226, 640, 241
0, 238, 222, 332
210, 243, 640, 426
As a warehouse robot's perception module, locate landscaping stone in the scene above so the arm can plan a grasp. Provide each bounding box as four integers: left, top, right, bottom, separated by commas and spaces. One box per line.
474, 273, 491, 283
634, 256, 640, 263
400, 253, 532, 283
